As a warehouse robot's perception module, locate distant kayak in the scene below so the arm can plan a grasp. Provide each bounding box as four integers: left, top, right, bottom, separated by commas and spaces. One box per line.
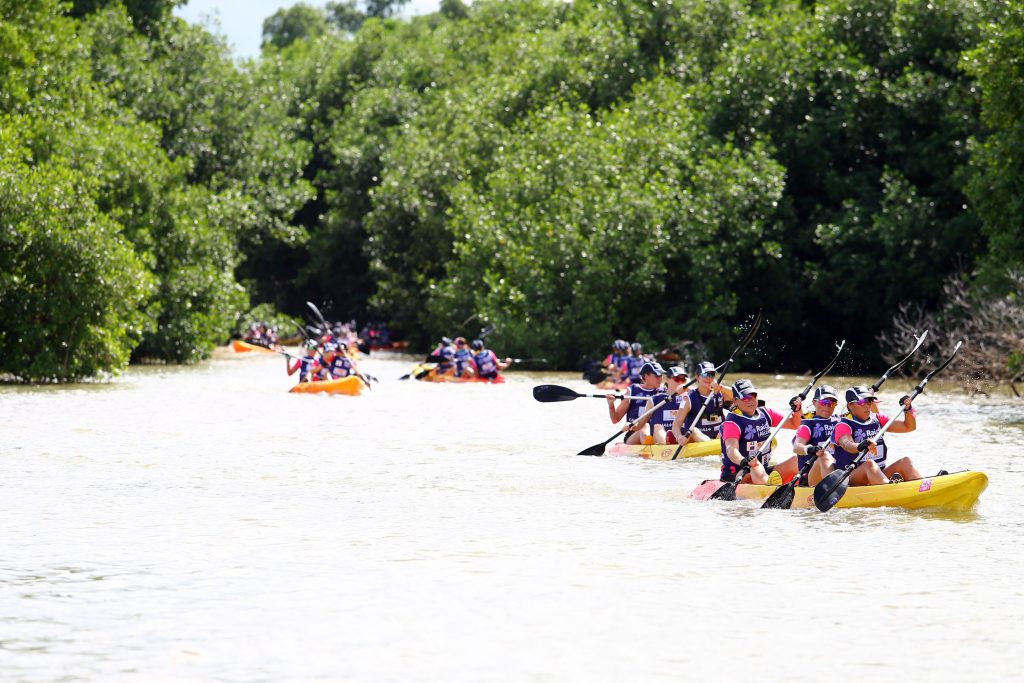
690, 470, 988, 511
289, 376, 364, 396
232, 339, 276, 353
407, 363, 505, 383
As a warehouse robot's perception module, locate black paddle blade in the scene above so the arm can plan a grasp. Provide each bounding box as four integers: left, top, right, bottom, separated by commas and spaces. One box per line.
813, 469, 851, 512
533, 385, 579, 403
710, 482, 738, 501
577, 433, 617, 456
761, 481, 797, 510
398, 374, 411, 381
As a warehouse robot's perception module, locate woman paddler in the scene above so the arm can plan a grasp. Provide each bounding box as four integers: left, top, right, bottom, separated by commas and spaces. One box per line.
314, 342, 358, 380
452, 337, 476, 378
287, 340, 320, 383
765, 384, 841, 486
720, 379, 802, 485
470, 339, 509, 380
829, 385, 922, 485
606, 361, 666, 445
670, 361, 734, 444
631, 365, 689, 444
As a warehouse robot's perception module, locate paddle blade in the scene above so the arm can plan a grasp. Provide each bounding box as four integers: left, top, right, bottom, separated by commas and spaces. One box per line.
761, 481, 797, 510
533, 384, 580, 403
710, 482, 738, 501
398, 374, 411, 381
578, 432, 618, 456
813, 469, 851, 512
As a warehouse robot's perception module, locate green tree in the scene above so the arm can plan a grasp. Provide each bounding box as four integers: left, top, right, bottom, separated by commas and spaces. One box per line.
262, 3, 331, 50
963, 1, 1024, 289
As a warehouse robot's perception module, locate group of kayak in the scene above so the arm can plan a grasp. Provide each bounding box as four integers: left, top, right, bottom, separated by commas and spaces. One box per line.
607, 360, 925, 488
549, 323, 987, 512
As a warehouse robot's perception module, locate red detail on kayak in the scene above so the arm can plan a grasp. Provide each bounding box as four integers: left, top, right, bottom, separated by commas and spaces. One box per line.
918, 479, 933, 493
690, 480, 725, 501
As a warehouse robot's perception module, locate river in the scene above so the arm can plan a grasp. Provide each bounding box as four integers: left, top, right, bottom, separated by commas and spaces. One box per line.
2, 349, 1022, 682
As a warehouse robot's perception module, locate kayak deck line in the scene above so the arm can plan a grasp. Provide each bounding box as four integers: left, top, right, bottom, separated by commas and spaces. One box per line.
690, 471, 988, 511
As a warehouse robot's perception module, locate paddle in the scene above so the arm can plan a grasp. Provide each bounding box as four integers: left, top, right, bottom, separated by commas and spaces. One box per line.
533, 384, 656, 403
668, 311, 763, 461
754, 340, 848, 508
510, 357, 549, 364
577, 396, 671, 456
871, 329, 929, 392
813, 341, 962, 512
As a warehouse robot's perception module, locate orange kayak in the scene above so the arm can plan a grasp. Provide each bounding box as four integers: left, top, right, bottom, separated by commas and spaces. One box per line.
232, 339, 276, 353
289, 376, 364, 395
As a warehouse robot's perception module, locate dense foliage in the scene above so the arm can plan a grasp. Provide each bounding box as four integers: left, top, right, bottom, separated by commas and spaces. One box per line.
2, 0, 1022, 381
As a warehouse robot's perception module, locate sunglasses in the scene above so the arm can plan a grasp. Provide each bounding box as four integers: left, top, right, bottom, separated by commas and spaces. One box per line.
700, 372, 715, 378
738, 393, 758, 400
852, 398, 874, 406
816, 399, 837, 407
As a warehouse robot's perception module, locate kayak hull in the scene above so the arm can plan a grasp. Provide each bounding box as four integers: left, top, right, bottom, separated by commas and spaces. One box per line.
691, 471, 988, 511
608, 439, 722, 460
232, 339, 275, 353
289, 376, 364, 396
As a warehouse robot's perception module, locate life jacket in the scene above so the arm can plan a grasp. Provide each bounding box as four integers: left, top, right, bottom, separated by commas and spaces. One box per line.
651, 392, 683, 428
794, 414, 839, 470
684, 388, 726, 438
833, 413, 889, 469
327, 355, 354, 379
626, 384, 661, 422
474, 350, 499, 377
453, 349, 475, 377
720, 407, 775, 476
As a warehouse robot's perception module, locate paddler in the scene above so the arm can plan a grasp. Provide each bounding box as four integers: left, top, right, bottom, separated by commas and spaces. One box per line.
470, 339, 510, 380
768, 384, 841, 486
631, 365, 689, 444
720, 379, 802, 485
287, 340, 320, 383
829, 385, 922, 485
606, 361, 666, 445
670, 361, 734, 444
452, 337, 476, 378
623, 342, 647, 386
314, 342, 358, 380
602, 340, 630, 384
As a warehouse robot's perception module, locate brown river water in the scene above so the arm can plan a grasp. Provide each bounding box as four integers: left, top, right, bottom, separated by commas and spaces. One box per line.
2, 349, 1023, 682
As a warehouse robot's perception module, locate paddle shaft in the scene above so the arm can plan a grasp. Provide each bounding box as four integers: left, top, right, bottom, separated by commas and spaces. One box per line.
670, 312, 763, 460
871, 329, 928, 392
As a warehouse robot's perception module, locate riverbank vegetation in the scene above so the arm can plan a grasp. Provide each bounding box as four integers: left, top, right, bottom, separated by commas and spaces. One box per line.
2, 0, 1022, 384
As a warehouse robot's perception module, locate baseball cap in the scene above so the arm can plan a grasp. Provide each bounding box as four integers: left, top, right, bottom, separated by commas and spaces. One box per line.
844, 385, 877, 403
813, 384, 839, 401
639, 361, 665, 377
666, 365, 688, 379
732, 378, 758, 398
696, 361, 716, 376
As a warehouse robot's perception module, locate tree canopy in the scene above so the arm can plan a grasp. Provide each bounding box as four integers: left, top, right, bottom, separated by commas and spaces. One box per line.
2, 0, 1022, 381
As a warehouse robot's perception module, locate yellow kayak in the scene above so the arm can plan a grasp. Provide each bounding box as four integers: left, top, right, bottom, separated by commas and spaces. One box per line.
692, 471, 988, 511
289, 376, 364, 396
608, 439, 722, 460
